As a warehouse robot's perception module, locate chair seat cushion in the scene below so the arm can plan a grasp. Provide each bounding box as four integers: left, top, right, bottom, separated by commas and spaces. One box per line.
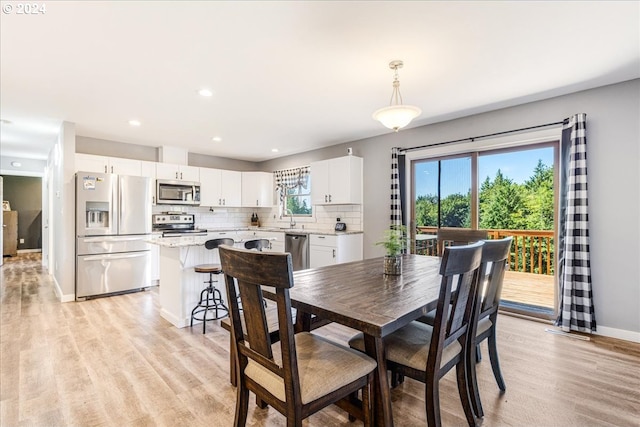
194, 264, 222, 273
349, 321, 462, 372
477, 317, 493, 336
245, 332, 376, 405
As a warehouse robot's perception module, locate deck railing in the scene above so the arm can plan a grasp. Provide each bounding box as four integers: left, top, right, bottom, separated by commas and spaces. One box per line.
415, 227, 555, 275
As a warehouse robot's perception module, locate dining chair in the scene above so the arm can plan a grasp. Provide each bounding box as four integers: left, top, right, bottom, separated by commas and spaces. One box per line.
415, 237, 513, 418
466, 237, 512, 417
219, 245, 377, 427
191, 237, 235, 333
436, 227, 488, 256
349, 241, 484, 427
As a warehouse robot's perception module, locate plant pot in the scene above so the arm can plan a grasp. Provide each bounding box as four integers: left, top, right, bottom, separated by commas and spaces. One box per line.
383, 255, 402, 276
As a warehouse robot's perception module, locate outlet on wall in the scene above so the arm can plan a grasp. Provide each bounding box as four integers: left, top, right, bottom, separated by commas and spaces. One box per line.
19, 238, 25, 244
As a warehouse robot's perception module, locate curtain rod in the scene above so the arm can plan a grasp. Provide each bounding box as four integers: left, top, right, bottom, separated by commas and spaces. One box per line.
399, 120, 564, 153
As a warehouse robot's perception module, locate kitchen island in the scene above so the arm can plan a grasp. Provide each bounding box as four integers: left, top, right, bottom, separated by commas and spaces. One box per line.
148, 231, 280, 328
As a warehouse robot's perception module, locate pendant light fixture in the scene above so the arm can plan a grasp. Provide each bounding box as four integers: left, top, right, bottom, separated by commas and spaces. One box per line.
372, 60, 422, 132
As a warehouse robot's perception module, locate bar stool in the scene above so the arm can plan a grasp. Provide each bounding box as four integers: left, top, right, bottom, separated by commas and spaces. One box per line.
244, 238, 270, 251
191, 238, 235, 333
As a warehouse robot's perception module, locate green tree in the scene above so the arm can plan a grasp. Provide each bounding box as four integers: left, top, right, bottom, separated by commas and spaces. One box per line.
479, 170, 526, 229
522, 160, 554, 230
415, 194, 438, 227
440, 193, 471, 227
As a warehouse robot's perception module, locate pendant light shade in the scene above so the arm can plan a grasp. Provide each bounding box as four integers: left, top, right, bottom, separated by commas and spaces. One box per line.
373, 60, 421, 132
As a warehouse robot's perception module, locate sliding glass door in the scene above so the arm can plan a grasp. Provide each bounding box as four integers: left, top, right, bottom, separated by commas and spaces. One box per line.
412, 143, 557, 318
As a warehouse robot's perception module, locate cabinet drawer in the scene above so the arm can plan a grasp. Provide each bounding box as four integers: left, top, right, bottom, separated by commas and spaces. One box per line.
310, 234, 337, 247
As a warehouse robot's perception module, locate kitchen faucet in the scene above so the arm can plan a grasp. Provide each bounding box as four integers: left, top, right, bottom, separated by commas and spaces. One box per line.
286, 209, 297, 228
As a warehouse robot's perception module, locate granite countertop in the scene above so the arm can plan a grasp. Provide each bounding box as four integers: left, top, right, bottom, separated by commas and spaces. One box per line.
205, 226, 363, 236
147, 234, 278, 248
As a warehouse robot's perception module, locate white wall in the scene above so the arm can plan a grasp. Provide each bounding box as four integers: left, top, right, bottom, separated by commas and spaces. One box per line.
50, 121, 76, 302
261, 79, 640, 340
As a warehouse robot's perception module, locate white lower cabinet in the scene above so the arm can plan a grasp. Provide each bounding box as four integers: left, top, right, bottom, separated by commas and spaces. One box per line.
309, 233, 363, 268
150, 233, 162, 282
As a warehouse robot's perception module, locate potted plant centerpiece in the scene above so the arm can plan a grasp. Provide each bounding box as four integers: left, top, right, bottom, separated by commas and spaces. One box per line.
376, 225, 406, 275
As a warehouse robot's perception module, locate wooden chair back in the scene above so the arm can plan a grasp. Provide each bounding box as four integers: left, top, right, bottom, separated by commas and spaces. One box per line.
218, 245, 300, 399
477, 237, 513, 321
436, 228, 488, 256
431, 241, 484, 372
244, 239, 270, 252
204, 238, 235, 250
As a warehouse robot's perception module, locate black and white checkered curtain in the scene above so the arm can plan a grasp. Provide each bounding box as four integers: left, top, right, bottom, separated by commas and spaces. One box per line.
274, 166, 310, 205
556, 113, 596, 333
390, 147, 407, 252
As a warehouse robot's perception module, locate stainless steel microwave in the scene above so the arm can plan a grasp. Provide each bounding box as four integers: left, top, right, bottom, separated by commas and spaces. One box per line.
156, 180, 201, 205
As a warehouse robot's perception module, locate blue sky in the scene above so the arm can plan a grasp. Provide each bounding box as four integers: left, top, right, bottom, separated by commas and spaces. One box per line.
415, 147, 554, 197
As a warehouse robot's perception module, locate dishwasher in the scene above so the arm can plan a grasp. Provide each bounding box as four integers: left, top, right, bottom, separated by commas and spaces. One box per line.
285, 233, 309, 271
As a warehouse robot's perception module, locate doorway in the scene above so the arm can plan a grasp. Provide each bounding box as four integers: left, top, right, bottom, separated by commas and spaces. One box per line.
411, 142, 558, 319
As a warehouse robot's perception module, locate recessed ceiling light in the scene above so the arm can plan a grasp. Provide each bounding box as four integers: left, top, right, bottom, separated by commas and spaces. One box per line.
198, 89, 213, 97
11, 161, 21, 167
128, 120, 141, 127
271, 148, 279, 153
211, 136, 222, 142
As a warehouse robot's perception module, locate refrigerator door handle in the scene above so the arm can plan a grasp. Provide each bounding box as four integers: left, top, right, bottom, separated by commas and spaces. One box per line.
82, 236, 148, 243
82, 252, 148, 262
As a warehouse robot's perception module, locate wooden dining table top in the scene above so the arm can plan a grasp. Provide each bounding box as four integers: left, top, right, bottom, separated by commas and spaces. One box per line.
259, 254, 444, 427
285, 254, 443, 337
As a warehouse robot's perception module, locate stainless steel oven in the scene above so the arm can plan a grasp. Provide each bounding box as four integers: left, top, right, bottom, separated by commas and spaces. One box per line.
156, 180, 201, 205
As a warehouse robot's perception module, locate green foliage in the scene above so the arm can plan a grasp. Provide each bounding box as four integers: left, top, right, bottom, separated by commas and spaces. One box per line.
414, 159, 555, 274
376, 225, 407, 257
415, 159, 554, 232
286, 195, 312, 215
441, 193, 471, 227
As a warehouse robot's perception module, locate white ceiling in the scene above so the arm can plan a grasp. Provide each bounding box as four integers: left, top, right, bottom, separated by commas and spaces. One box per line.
1, 1, 638, 162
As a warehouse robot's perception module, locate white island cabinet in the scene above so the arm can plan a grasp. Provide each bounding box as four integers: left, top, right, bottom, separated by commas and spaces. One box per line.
149, 232, 278, 328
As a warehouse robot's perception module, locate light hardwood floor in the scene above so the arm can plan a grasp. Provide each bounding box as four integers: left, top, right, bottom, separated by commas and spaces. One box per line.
1, 253, 639, 426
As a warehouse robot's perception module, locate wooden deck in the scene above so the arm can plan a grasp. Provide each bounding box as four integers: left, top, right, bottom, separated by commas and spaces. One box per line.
501, 270, 555, 310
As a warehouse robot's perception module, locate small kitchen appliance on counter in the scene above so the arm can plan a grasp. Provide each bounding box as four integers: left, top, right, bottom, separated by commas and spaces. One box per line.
152, 213, 207, 237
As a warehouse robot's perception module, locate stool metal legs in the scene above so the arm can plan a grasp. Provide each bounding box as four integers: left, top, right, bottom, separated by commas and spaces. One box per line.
190, 272, 229, 333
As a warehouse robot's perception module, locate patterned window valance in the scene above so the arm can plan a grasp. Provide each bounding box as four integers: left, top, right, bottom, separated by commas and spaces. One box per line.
274, 166, 310, 191
274, 165, 310, 205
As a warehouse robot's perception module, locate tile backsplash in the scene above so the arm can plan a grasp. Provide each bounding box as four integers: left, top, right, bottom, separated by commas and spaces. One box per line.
152, 204, 362, 232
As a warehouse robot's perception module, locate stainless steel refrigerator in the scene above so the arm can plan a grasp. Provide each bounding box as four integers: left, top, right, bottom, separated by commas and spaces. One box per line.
76, 172, 151, 299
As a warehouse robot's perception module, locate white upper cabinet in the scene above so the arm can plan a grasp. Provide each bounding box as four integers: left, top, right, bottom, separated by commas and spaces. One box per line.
76, 153, 142, 176
242, 172, 274, 208
200, 168, 242, 207
155, 163, 200, 182
311, 156, 363, 205
140, 161, 157, 206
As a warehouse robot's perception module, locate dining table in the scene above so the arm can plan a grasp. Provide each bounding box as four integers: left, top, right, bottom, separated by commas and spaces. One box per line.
268, 254, 445, 427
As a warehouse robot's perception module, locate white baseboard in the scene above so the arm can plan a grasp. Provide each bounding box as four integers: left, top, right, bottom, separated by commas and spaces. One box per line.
596, 326, 640, 343
17, 249, 42, 254
52, 276, 76, 303
160, 308, 188, 328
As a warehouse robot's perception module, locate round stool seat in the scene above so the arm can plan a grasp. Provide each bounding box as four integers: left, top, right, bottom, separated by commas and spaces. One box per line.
194, 264, 222, 273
